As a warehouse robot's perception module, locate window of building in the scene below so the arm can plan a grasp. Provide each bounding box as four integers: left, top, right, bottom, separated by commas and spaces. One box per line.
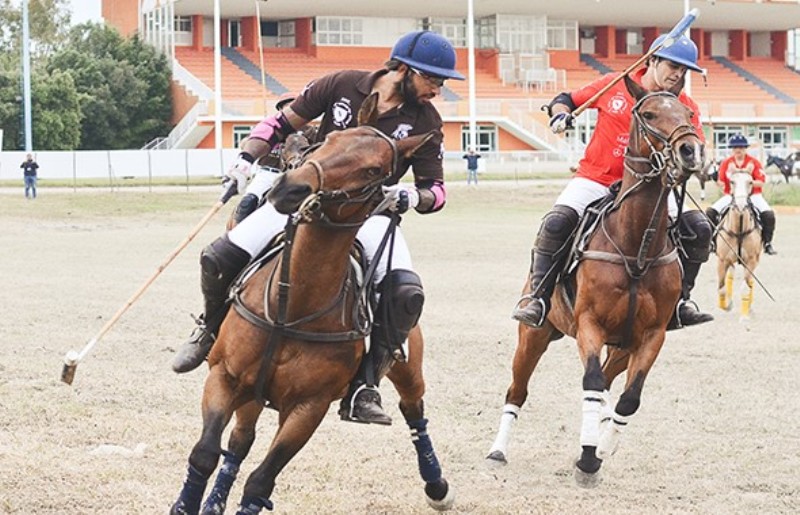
546, 20, 578, 50
316, 17, 363, 46
758, 125, 788, 151
424, 18, 467, 47
461, 125, 497, 153
713, 125, 746, 151
174, 16, 192, 33
233, 125, 254, 149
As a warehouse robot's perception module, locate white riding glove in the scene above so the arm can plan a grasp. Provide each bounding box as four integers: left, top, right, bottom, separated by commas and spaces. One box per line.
224, 155, 254, 195
549, 112, 574, 134
379, 184, 420, 214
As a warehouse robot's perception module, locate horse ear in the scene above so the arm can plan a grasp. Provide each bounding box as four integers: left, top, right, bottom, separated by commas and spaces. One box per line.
358, 92, 380, 127
624, 75, 646, 101
396, 130, 439, 158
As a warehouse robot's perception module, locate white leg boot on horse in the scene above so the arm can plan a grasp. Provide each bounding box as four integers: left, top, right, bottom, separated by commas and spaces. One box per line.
512, 206, 579, 328
340, 269, 425, 425
669, 210, 714, 329
172, 236, 251, 373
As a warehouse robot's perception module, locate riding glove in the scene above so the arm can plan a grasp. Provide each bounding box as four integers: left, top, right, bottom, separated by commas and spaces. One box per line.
549, 112, 574, 134
224, 154, 254, 195
380, 185, 420, 214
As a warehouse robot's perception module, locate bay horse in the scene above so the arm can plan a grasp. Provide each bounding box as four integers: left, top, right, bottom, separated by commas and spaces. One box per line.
715, 171, 762, 318
487, 76, 704, 486
171, 97, 453, 514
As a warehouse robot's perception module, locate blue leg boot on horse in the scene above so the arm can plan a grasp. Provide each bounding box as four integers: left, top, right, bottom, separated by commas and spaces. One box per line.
669, 210, 714, 329
173, 235, 250, 373
512, 205, 579, 328
340, 269, 425, 425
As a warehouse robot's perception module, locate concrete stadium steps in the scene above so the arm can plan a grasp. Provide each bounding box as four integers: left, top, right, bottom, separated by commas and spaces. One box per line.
175, 47, 270, 98
733, 57, 800, 103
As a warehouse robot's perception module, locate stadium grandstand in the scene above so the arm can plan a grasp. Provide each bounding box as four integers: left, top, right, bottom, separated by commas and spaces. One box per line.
103, 0, 800, 164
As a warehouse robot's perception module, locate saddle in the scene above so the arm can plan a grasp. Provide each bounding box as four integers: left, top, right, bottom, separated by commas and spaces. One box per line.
229, 234, 372, 342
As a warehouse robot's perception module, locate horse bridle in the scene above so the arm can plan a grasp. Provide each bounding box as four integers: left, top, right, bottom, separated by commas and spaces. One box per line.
624, 91, 699, 188
293, 126, 399, 229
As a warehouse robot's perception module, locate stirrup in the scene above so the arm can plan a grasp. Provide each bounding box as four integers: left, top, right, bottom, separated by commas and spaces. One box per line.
338, 384, 392, 426
676, 299, 713, 327
764, 242, 777, 255
511, 294, 547, 328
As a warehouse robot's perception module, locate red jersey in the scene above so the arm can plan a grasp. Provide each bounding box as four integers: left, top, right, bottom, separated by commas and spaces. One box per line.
571, 68, 704, 187
718, 154, 765, 195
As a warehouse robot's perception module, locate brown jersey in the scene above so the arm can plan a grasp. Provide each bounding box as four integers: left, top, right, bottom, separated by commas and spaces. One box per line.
289, 69, 445, 185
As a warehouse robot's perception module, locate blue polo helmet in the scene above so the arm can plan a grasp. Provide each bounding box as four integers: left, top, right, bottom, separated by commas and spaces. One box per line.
390, 30, 465, 80
728, 134, 749, 148
649, 34, 704, 73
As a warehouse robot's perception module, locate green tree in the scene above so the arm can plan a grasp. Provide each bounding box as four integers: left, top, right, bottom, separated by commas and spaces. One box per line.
31, 69, 80, 149
0, 0, 71, 59
48, 23, 173, 149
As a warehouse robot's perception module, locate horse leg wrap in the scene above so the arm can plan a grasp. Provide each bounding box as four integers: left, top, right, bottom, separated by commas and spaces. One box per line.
597, 412, 630, 460
408, 418, 442, 484
580, 390, 604, 447
488, 404, 520, 458
172, 464, 210, 515
201, 451, 242, 515
235, 496, 274, 515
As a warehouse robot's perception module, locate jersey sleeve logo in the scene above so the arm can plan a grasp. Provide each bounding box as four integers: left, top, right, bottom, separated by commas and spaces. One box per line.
332, 97, 353, 128
608, 93, 628, 114
391, 123, 413, 140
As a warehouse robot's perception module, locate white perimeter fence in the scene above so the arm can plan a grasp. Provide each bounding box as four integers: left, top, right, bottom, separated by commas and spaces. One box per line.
0, 149, 575, 185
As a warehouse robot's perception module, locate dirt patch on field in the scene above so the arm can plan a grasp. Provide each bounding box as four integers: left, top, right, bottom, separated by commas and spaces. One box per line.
1, 183, 797, 514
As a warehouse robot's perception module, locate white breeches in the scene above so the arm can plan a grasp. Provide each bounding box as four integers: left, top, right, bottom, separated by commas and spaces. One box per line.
555, 177, 678, 217
227, 202, 413, 286
711, 193, 770, 213
244, 168, 280, 198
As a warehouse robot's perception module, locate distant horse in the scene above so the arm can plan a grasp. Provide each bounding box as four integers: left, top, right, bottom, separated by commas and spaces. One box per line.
487, 76, 704, 486
715, 171, 762, 318
172, 97, 453, 514
697, 158, 719, 201
766, 152, 800, 183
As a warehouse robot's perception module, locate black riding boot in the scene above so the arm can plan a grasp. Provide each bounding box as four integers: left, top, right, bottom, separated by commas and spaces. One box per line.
172, 236, 251, 373
339, 270, 425, 426
705, 207, 720, 252
668, 210, 714, 330
511, 205, 579, 328
760, 210, 777, 255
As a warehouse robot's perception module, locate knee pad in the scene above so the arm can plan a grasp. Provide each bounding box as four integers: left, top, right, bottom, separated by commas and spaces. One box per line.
536, 205, 580, 255
377, 269, 425, 338
232, 194, 261, 224
200, 236, 251, 282
678, 210, 712, 263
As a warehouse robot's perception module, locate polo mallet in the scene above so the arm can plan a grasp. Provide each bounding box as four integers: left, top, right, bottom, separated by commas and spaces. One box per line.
60, 181, 239, 385
570, 8, 701, 118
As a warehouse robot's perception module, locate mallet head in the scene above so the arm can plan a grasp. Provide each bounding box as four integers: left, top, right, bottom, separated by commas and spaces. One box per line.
61, 350, 79, 385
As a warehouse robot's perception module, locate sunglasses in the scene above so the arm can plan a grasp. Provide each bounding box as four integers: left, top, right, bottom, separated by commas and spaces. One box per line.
410, 68, 446, 87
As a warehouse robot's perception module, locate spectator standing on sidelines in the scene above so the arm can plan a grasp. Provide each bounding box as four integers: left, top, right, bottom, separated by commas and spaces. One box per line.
21, 154, 39, 199
463, 148, 481, 186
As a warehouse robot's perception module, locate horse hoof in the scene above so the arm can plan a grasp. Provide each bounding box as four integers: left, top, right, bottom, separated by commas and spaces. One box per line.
425, 478, 454, 511
573, 466, 602, 489
485, 450, 507, 466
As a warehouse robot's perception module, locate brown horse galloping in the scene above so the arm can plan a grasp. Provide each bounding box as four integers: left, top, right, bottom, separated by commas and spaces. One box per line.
171, 99, 453, 514
487, 76, 705, 486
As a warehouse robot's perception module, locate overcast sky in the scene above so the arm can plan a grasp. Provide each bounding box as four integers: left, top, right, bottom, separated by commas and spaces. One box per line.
67, 0, 102, 24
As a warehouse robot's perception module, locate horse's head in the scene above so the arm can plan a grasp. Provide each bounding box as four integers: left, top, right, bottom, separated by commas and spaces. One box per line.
729, 171, 753, 211
624, 76, 704, 187
268, 93, 436, 224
